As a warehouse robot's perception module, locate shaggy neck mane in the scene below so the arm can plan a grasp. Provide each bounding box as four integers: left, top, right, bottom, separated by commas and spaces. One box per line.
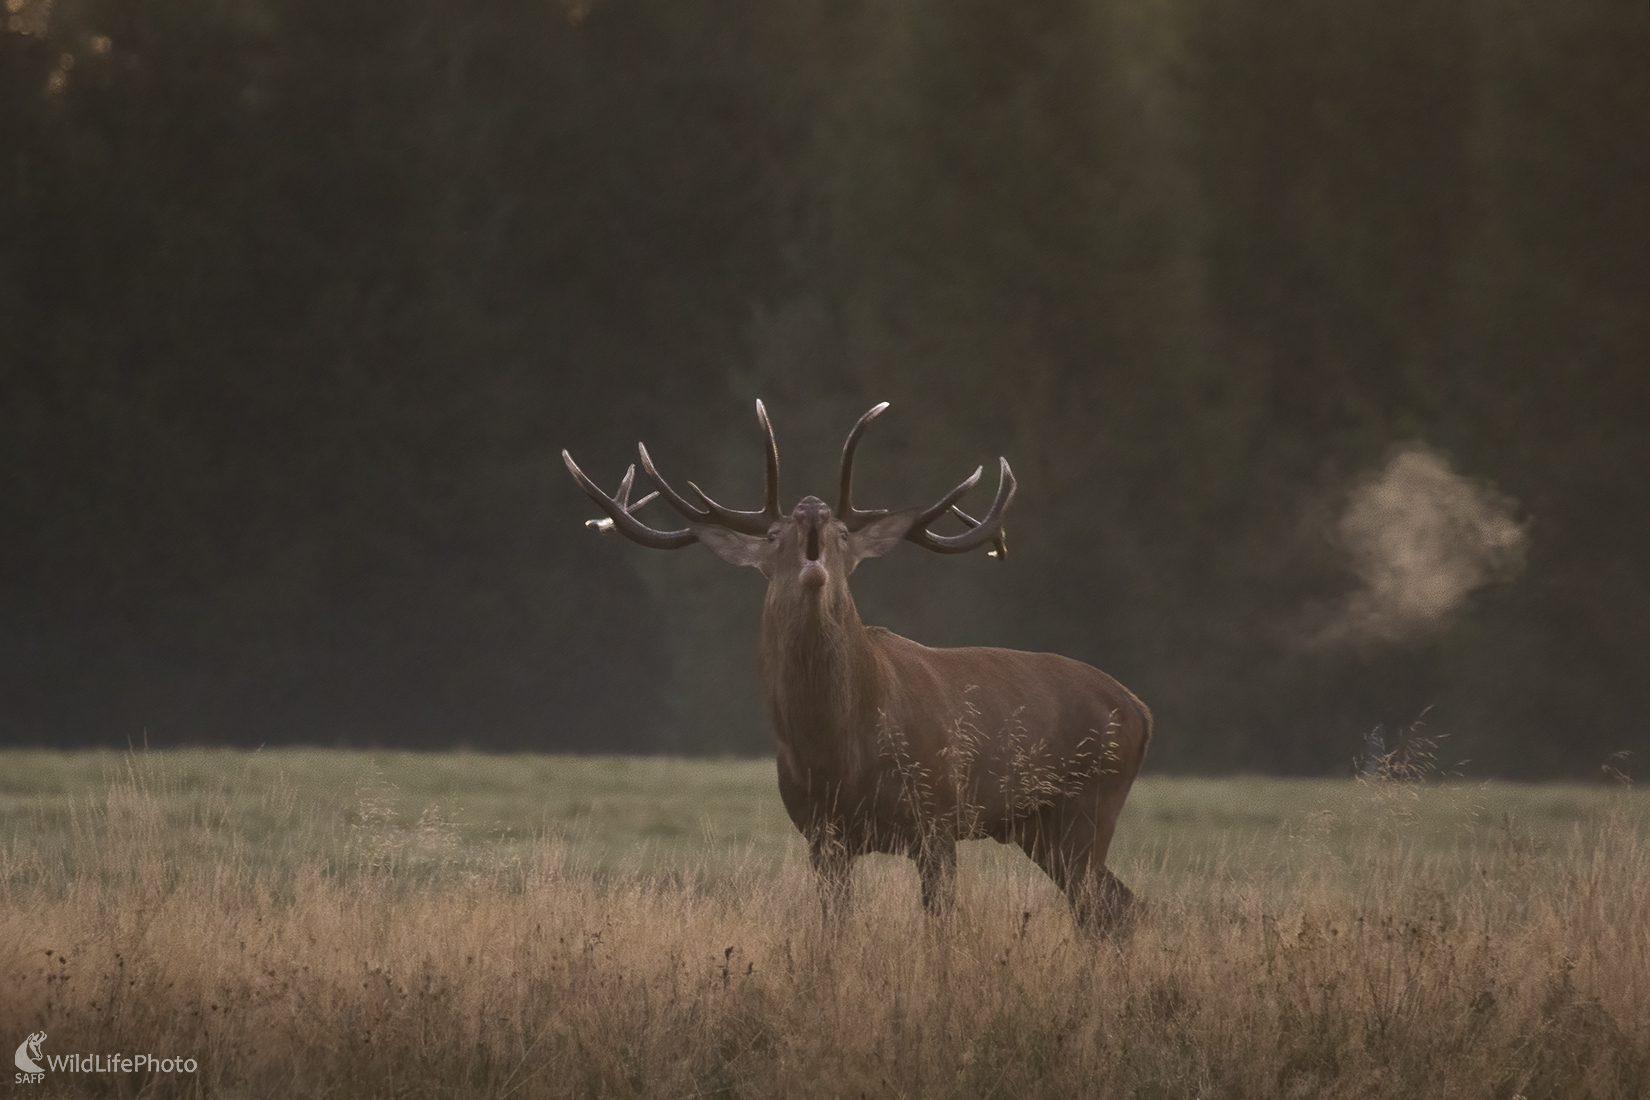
759, 585, 883, 777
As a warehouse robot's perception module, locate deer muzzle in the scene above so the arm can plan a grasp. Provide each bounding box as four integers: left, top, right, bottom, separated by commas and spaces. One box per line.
796, 497, 830, 589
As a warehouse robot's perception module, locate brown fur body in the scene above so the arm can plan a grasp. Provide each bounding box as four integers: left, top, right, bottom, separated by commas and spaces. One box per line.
762, 569, 1152, 925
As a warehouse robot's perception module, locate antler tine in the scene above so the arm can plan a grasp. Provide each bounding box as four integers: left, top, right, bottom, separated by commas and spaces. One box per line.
756, 399, 781, 524
683, 480, 779, 536
611, 465, 661, 516
912, 464, 983, 526
562, 450, 698, 550
632, 401, 781, 537
608, 466, 663, 524
948, 504, 1009, 560
838, 401, 891, 530
650, 400, 776, 536
908, 457, 1017, 556
638, 442, 712, 523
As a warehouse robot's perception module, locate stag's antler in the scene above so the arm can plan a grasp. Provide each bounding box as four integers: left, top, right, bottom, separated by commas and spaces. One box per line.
906, 457, 1015, 558
836, 402, 1015, 559
564, 400, 783, 548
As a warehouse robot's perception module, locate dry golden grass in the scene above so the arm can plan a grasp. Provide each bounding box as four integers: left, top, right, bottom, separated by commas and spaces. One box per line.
2, 753, 1647, 1099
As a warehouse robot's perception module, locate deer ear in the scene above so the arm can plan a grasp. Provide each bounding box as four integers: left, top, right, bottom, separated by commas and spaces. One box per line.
847, 509, 920, 567
692, 524, 774, 574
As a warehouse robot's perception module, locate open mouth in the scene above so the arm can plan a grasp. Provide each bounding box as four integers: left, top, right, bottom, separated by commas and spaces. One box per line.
800, 522, 827, 589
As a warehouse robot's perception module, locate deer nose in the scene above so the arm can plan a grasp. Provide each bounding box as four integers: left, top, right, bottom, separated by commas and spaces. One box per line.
793, 496, 831, 524
794, 497, 831, 558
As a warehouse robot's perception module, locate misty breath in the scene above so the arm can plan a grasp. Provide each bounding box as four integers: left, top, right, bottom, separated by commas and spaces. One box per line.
1315, 445, 1527, 647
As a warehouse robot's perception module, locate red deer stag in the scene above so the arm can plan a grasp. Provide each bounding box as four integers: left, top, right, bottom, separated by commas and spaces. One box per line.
562, 402, 1151, 930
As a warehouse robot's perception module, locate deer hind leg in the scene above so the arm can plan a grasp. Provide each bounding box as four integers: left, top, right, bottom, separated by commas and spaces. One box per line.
916, 834, 957, 917
1077, 866, 1136, 933
1019, 810, 1136, 936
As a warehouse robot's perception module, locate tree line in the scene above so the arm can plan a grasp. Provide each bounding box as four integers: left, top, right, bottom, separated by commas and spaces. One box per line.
2, 0, 1645, 776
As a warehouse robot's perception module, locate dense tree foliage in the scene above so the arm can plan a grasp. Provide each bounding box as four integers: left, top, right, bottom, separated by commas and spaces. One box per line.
3, 0, 1644, 775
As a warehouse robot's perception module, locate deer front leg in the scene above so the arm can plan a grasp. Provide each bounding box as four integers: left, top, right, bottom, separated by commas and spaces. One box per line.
809, 832, 855, 919
917, 834, 957, 916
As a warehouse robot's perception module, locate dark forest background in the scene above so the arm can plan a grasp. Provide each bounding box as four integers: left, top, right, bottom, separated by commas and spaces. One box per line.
3, 0, 1645, 776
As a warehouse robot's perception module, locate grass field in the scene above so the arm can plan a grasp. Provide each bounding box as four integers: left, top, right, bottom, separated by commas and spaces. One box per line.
2, 749, 1646, 1098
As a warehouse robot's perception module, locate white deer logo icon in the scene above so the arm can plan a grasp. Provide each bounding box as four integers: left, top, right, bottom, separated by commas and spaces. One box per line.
14, 1031, 46, 1073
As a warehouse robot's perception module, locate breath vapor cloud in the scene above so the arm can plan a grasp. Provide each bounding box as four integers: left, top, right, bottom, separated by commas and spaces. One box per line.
1312, 444, 1527, 648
